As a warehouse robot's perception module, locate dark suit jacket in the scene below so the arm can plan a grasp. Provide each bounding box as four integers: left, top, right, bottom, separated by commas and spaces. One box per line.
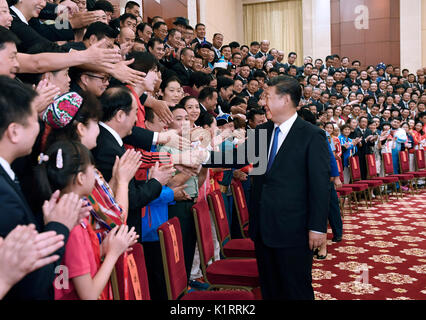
206, 117, 330, 248
91, 126, 162, 238
0, 166, 69, 300
171, 62, 193, 86
354, 128, 375, 155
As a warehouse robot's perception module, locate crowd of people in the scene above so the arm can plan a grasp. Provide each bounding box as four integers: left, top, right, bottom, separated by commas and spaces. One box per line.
0, 0, 425, 300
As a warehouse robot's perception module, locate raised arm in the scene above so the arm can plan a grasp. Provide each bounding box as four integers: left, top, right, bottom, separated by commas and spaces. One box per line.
17, 39, 121, 74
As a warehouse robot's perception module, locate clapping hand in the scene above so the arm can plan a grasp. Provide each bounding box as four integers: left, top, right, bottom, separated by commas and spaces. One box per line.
100, 225, 139, 259
33, 79, 61, 115
43, 191, 90, 231
0, 224, 64, 297
158, 130, 191, 151
148, 162, 175, 186
112, 149, 142, 186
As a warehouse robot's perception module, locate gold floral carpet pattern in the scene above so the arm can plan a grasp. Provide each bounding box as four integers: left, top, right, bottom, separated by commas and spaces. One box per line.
312, 191, 426, 300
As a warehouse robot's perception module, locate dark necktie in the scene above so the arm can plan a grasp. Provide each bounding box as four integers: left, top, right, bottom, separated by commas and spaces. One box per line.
13, 175, 23, 193
267, 127, 281, 172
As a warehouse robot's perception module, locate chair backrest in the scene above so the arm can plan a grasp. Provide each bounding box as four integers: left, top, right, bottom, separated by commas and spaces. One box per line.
158, 217, 187, 300
207, 190, 231, 245
349, 156, 362, 181
415, 149, 425, 170
335, 156, 344, 182
366, 154, 378, 177
382, 153, 394, 175
230, 179, 249, 227
115, 243, 150, 300
192, 199, 215, 268
399, 150, 410, 173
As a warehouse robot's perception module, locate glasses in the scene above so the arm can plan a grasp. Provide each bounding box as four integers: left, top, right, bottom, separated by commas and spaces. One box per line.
84, 73, 110, 83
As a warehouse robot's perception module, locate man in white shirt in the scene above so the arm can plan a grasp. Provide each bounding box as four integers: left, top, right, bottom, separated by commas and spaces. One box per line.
204, 75, 330, 300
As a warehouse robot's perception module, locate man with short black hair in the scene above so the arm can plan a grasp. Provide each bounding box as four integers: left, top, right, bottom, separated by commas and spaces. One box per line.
182, 71, 210, 97
147, 37, 165, 61
284, 52, 298, 72
216, 76, 234, 114
171, 47, 194, 86
197, 86, 218, 120
205, 75, 329, 300
191, 23, 211, 46
247, 108, 266, 129
92, 0, 114, 23
248, 41, 260, 57
119, 13, 137, 33
136, 22, 153, 46
153, 21, 168, 41
212, 33, 223, 60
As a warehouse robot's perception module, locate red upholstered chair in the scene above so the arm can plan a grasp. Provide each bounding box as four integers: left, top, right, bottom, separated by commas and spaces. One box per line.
335, 156, 369, 212
382, 153, 415, 197
207, 190, 255, 259
365, 154, 399, 201
158, 217, 256, 300
399, 150, 426, 192
115, 244, 151, 300
349, 156, 385, 205
230, 180, 250, 238
192, 199, 260, 291
414, 149, 426, 171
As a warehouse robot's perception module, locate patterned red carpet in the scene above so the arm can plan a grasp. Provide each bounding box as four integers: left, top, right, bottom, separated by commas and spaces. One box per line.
313, 190, 426, 300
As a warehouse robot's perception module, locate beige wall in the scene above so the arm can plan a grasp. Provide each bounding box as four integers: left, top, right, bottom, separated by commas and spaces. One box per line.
401, 0, 422, 72
303, 0, 331, 61
423, 0, 426, 67
199, 0, 244, 44
201, 0, 328, 58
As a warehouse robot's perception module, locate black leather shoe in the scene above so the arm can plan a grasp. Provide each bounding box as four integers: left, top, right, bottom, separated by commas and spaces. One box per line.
316, 249, 327, 260
332, 236, 342, 243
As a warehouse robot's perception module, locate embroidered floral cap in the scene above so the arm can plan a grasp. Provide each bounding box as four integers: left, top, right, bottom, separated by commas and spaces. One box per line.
42, 92, 83, 129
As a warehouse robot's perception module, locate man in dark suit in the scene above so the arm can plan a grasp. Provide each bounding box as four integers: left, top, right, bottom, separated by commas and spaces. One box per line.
171, 47, 194, 86
354, 116, 376, 180
0, 76, 86, 300
9, 0, 92, 53
205, 75, 330, 300
92, 86, 175, 238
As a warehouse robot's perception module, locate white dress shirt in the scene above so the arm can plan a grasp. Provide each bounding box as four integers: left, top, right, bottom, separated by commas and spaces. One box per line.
10, 6, 28, 25
0, 157, 15, 181
99, 122, 158, 147
268, 112, 298, 160
99, 122, 124, 147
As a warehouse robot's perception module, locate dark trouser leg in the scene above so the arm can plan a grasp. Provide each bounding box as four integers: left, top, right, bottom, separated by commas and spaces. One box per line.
254, 239, 314, 300
168, 200, 197, 283
328, 181, 343, 239
142, 241, 168, 300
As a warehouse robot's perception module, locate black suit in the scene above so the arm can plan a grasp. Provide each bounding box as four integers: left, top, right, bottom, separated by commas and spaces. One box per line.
10, 9, 73, 53
354, 128, 375, 180
206, 116, 330, 299
91, 126, 162, 238
171, 62, 193, 86
0, 165, 69, 300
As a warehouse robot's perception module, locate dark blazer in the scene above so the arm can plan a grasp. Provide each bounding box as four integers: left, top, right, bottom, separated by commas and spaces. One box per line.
206, 116, 330, 248
171, 62, 193, 86
0, 165, 69, 300
10, 9, 74, 53
91, 126, 163, 238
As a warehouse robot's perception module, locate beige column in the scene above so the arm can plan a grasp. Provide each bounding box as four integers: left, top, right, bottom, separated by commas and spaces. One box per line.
302, 0, 331, 61
187, 0, 197, 27
422, 0, 426, 67
400, 0, 422, 71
